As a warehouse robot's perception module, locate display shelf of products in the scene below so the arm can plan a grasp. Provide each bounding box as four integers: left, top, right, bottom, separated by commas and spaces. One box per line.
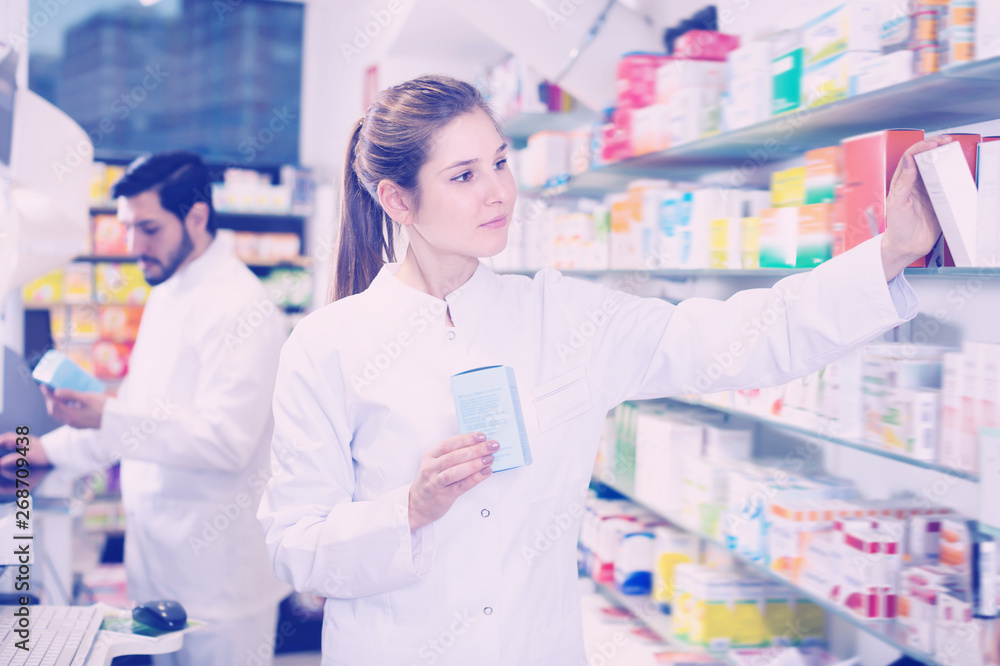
71, 255, 311, 270
503, 109, 600, 144
521, 56, 1000, 193
586, 573, 679, 647
90, 207, 308, 225
592, 476, 947, 666
665, 396, 978, 482
499, 266, 1000, 281
519, 166, 640, 199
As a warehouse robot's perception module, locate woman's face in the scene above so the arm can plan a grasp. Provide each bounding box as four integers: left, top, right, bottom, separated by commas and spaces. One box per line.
407, 107, 517, 261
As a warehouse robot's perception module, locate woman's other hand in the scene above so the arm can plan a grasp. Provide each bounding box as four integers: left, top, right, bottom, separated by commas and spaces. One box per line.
882, 134, 954, 280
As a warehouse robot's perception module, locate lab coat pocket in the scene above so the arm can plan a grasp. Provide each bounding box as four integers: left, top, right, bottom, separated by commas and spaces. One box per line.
533, 366, 593, 432
528, 366, 593, 502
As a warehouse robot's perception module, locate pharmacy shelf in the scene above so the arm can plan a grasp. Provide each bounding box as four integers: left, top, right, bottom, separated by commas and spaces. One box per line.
592, 477, 945, 666
503, 109, 599, 146
73, 255, 311, 269
587, 576, 676, 645
89, 207, 308, 223
498, 266, 1000, 281
666, 396, 978, 482
499, 267, 812, 279
522, 56, 1000, 192
33, 300, 306, 315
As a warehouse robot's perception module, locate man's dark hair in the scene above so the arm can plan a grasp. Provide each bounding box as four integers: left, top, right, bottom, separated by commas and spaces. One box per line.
111, 151, 217, 234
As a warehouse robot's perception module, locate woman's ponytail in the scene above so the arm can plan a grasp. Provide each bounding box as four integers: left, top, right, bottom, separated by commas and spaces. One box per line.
329, 75, 499, 303
332, 119, 396, 302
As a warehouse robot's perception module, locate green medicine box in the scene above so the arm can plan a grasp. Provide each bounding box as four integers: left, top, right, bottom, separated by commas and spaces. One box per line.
772, 48, 803, 115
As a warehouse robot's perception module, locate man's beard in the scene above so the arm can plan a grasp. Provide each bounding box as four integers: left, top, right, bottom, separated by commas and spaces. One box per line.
142, 228, 195, 286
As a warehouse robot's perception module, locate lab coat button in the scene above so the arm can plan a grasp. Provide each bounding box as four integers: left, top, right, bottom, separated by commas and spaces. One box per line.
481, 509, 490, 518
483, 606, 493, 616
447, 330, 456, 340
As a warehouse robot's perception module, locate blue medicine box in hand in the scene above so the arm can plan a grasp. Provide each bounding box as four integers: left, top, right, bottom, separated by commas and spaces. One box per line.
451, 365, 532, 472
32, 349, 107, 394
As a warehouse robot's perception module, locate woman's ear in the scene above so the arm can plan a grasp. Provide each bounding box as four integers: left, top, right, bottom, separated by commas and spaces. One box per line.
377, 180, 414, 226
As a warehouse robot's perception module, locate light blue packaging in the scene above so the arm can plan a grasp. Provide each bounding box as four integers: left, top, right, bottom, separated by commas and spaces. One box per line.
32, 349, 106, 393
451, 365, 532, 472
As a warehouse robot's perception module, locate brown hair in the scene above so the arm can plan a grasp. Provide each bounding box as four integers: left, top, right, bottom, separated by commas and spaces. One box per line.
331, 75, 500, 302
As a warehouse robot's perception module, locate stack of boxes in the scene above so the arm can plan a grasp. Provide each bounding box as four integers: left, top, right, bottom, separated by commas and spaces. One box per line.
802, 3, 881, 108
771, 31, 805, 116
840, 128, 925, 260
757, 155, 836, 269
723, 42, 773, 131
861, 343, 947, 461
672, 563, 824, 650
22, 267, 148, 382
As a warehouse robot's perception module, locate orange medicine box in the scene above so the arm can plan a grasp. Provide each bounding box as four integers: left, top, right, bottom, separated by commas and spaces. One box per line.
796, 203, 834, 267
805, 146, 842, 204
92, 340, 133, 380
841, 129, 925, 264
93, 214, 129, 256
99, 305, 143, 343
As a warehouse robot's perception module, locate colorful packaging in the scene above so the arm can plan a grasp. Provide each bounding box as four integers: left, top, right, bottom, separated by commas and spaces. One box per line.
92, 214, 128, 256
673, 31, 741, 62
882, 387, 941, 460
68, 305, 100, 342
99, 305, 143, 343
741, 217, 761, 268
32, 349, 106, 393
804, 146, 842, 205
95, 263, 151, 305
617, 53, 671, 109
837, 518, 903, 620
630, 104, 671, 155
771, 167, 807, 209
841, 128, 925, 261
614, 525, 656, 595
708, 217, 742, 269
802, 2, 882, 65
772, 48, 804, 114
450, 365, 532, 472
758, 207, 798, 268
64, 263, 94, 304
22, 270, 64, 305
802, 50, 879, 107
92, 340, 133, 380
940, 351, 966, 471
652, 526, 700, 611
795, 203, 833, 267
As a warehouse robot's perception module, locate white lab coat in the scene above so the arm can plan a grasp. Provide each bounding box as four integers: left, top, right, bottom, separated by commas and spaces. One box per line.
44, 239, 290, 622
258, 234, 917, 666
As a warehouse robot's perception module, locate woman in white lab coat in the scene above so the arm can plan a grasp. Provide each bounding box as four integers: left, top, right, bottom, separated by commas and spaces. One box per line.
257, 75, 947, 666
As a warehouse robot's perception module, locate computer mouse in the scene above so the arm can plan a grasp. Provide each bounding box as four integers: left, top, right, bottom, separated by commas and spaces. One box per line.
132, 599, 187, 632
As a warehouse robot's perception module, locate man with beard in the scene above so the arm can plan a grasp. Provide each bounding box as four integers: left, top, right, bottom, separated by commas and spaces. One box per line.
0, 152, 290, 665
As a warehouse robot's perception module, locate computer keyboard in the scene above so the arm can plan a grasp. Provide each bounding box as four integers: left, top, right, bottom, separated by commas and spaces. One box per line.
0, 605, 103, 666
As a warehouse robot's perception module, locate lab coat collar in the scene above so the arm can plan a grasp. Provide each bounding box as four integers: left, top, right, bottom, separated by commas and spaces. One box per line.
370, 260, 498, 327
173, 237, 229, 291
